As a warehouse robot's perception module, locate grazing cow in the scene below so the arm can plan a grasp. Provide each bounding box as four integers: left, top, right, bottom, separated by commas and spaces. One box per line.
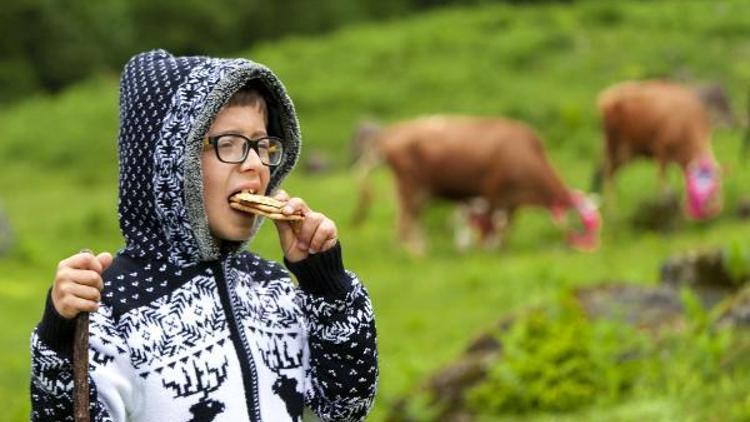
596, 80, 722, 220
351, 115, 601, 255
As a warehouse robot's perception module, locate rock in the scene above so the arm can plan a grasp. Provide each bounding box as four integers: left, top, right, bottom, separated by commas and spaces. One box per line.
717, 286, 750, 327
630, 190, 683, 232
463, 332, 502, 355
737, 197, 750, 220
386, 329, 504, 422
386, 283, 688, 421
660, 248, 739, 308
574, 283, 684, 332
387, 268, 749, 420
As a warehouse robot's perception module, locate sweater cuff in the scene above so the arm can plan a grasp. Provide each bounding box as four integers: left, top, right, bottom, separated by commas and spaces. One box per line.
37, 288, 76, 358
284, 241, 352, 297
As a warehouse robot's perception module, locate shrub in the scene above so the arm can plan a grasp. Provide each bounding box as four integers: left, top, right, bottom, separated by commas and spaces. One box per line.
467, 295, 642, 414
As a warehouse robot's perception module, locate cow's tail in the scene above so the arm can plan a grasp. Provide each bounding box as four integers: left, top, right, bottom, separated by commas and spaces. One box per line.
350, 135, 383, 226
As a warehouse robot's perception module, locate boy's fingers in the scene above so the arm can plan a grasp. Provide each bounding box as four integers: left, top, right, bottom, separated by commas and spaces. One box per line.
309, 220, 337, 253
273, 213, 296, 236
96, 252, 114, 272
57, 295, 99, 319
320, 238, 338, 252
69, 284, 102, 302
273, 189, 290, 202
283, 197, 310, 216
67, 297, 100, 315
273, 219, 299, 254
76, 251, 103, 272
59, 252, 103, 273
57, 268, 104, 291
73, 269, 105, 291
297, 212, 324, 249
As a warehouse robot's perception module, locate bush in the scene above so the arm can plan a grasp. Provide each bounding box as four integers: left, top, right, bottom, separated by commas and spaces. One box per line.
467, 296, 642, 414
723, 239, 750, 284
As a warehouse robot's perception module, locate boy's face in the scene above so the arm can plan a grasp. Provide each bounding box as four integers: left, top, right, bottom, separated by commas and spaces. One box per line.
201, 104, 271, 242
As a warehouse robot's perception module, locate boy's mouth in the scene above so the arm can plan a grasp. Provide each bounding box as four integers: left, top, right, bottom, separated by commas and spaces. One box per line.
228, 191, 304, 221
227, 188, 257, 205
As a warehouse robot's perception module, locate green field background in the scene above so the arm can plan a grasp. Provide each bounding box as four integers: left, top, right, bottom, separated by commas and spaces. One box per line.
2, 1, 750, 420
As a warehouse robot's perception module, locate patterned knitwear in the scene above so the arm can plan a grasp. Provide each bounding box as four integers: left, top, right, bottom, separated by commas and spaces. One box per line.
30, 49, 378, 422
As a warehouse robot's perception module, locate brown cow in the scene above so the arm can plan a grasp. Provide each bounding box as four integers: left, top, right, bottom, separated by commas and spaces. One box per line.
351, 115, 601, 255
597, 80, 722, 220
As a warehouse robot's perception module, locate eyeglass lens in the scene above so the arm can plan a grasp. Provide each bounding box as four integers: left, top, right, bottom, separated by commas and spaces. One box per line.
215, 135, 282, 165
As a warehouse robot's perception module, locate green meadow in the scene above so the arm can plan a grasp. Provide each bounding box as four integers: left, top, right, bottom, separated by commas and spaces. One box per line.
2, 0, 750, 420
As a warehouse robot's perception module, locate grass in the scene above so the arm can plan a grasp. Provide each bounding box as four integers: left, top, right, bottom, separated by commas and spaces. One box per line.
2, 0, 750, 420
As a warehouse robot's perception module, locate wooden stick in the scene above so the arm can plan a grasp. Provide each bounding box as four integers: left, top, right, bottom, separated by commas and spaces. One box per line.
73, 312, 89, 421
74, 249, 92, 422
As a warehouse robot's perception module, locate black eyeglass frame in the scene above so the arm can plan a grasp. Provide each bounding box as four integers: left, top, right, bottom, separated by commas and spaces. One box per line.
203, 134, 284, 166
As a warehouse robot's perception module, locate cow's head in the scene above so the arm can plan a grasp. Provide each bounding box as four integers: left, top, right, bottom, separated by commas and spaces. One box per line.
564, 192, 602, 252
350, 120, 383, 165
684, 155, 722, 220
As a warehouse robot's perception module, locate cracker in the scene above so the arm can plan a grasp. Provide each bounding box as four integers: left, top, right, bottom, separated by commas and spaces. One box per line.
229, 201, 304, 221
231, 192, 285, 209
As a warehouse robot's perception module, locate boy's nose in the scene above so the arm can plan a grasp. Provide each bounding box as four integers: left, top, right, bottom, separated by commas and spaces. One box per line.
238, 149, 264, 172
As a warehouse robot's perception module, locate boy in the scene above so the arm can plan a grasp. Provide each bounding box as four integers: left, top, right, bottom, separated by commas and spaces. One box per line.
31, 49, 378, 421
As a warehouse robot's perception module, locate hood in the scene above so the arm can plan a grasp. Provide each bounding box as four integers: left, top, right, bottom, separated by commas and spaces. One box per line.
117, 49, 301, 265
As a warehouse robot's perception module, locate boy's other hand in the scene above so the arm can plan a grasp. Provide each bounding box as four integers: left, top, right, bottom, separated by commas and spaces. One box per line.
51, 251, 113, 319
272, 190, 338, 263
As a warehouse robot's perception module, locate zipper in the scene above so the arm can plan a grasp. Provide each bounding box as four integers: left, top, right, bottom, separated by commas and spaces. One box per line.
212, 261, 261, 421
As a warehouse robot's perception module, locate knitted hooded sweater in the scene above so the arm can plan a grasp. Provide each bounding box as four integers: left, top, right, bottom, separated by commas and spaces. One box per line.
30, 50, 378, 422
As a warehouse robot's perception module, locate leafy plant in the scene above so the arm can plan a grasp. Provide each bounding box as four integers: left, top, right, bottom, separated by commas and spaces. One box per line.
467, 296, 642, 414
723, 239, 750, 284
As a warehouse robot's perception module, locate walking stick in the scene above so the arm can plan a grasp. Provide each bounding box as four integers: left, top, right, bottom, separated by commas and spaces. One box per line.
73, 249, 92, 422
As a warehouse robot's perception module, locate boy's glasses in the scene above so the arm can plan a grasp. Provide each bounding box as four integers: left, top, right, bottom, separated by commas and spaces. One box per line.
203, 134, 284, 166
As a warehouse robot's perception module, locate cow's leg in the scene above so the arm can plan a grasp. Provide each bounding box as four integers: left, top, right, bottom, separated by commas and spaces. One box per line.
453, 203, 473, 252
495, 207, 515, 249
602, 133, 618, 215
656, 160, 677, 198
482, 208, 509, 250
454, 198, 498, 251
602, 158, 618, 220
482, 194, 513, 250
395, 180, 427, 256
603, 139, 628, 222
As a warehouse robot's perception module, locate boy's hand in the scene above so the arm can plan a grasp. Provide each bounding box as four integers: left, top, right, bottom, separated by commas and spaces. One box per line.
272, 190, 338, 263
51, 251, 113, 319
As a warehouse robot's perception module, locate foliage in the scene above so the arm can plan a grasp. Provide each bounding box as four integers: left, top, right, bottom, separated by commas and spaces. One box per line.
723, 239, 750, 283
0, 0, 533, 104
466, 296, 641, 414
463, 288, 743, 418
400, 390, 446, 422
